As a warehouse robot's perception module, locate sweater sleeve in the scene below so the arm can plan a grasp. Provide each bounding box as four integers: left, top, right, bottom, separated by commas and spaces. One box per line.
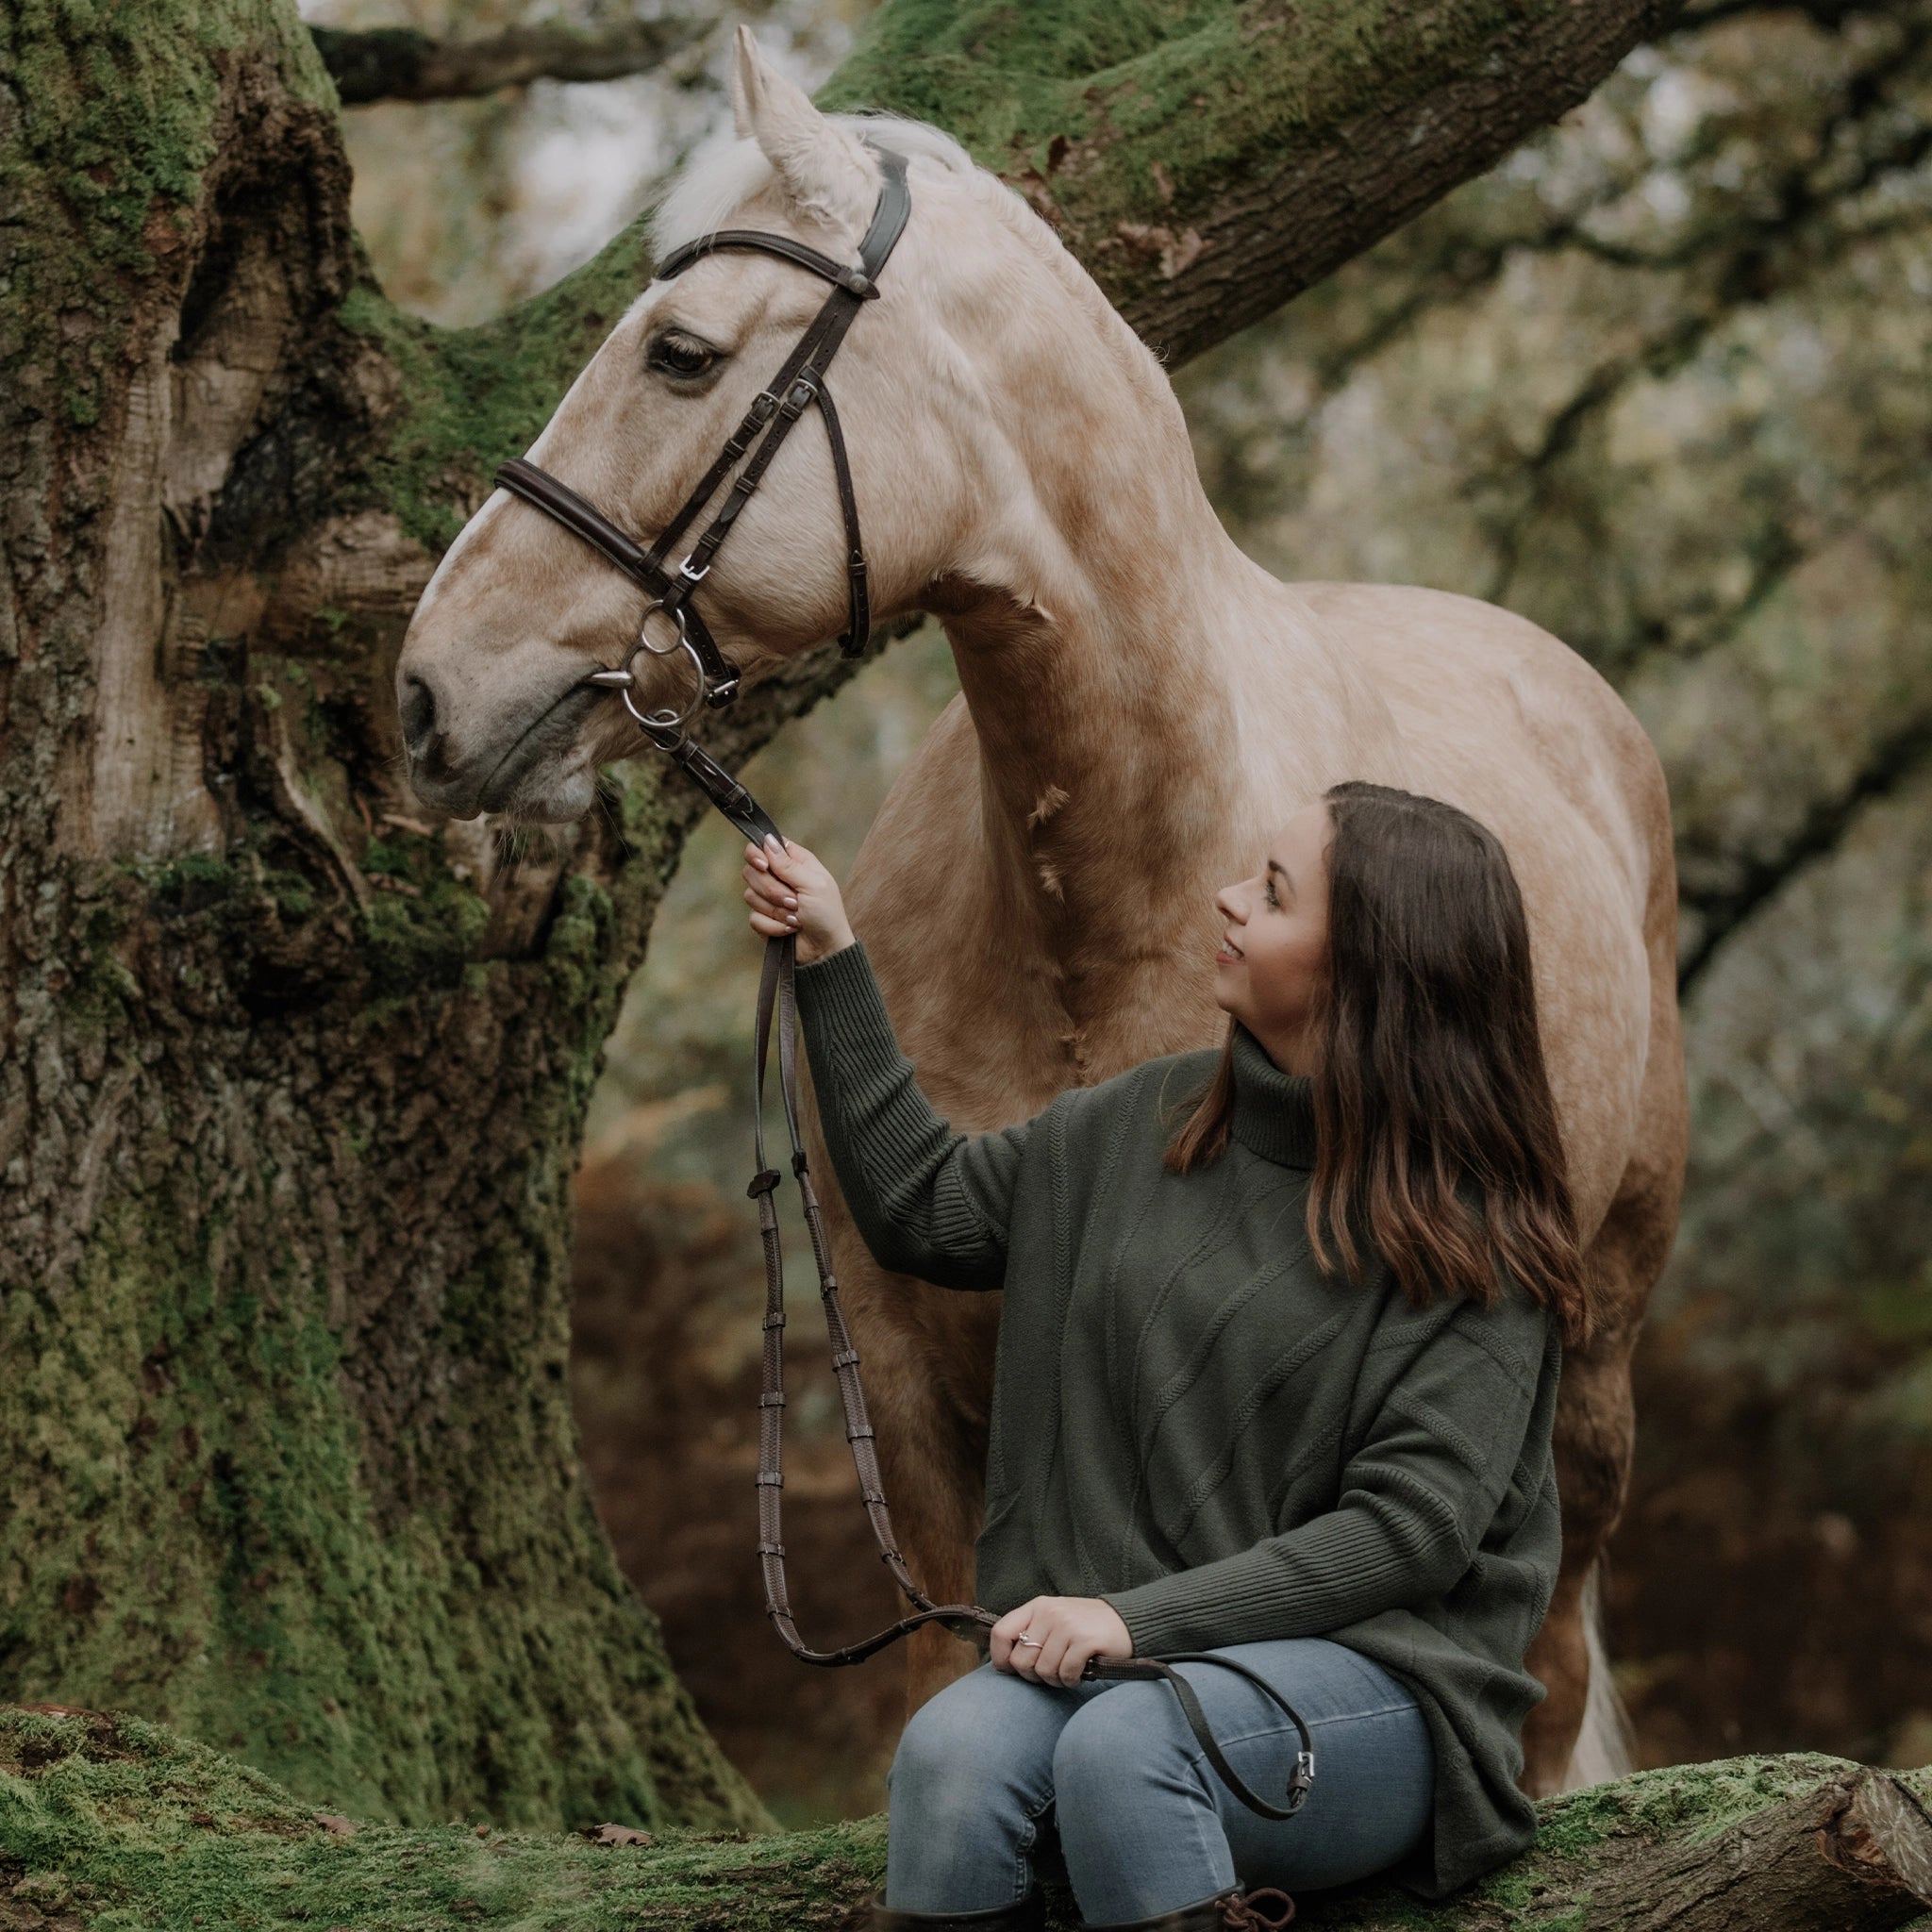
1100, 1293, 1556, 1654
793, 941, 1027, 1292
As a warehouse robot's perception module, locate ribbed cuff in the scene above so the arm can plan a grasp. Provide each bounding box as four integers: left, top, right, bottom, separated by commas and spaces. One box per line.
1101, 1554, 1291, 1657
793, 941, 901, 1086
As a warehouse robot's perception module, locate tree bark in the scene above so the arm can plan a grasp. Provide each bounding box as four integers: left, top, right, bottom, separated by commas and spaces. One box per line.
0, 0, 1676, 1828
308, 16, 714, 107
8, 1707, 1932, 1931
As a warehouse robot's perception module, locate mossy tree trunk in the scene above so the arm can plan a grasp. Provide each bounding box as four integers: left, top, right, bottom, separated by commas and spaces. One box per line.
0, 0, 1671, 1828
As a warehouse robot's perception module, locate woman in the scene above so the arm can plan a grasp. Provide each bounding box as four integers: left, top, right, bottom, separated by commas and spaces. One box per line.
741, 781, 1587, 1932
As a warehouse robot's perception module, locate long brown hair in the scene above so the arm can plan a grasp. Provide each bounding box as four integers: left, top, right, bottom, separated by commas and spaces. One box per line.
1166, 782, 1589, 1344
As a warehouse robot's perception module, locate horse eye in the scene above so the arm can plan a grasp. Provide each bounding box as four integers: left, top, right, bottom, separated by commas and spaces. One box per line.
651, 333, 718, 379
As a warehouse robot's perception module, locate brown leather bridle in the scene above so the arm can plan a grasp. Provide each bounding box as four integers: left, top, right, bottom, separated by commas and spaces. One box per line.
486, 145, 1317, 1824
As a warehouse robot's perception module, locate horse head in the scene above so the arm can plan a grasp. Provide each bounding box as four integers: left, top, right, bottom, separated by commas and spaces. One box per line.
394, 30, 1032, 823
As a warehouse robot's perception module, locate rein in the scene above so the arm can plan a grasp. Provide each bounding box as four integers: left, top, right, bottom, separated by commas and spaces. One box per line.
490, 147, 1316, 1825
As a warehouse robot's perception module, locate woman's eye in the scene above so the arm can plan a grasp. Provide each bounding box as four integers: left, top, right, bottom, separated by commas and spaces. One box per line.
651, 335, 717, 378
1264, 881, 1278, 908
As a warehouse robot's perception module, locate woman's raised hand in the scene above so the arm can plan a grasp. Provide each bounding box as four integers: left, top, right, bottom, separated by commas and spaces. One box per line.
742, 834, 856, 965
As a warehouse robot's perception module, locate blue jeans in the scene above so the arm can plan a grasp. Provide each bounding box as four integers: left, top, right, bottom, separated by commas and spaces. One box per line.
885, 1639, 1433, 1924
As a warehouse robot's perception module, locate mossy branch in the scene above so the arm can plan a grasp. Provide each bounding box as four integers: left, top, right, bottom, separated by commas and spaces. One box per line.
309, 15, 714, 106
8, 1707, 1932, 1932
363, 0, 1682, 543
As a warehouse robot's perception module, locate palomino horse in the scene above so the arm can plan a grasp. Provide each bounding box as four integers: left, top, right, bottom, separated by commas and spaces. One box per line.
397, 30, 1686, 1791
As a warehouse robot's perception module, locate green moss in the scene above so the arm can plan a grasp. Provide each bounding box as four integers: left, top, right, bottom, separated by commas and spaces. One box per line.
359, 877, 491, 1002
0, 0, 339, 504
821, 0, 1573, 308
10, 814, 748, 1842
263, 868, 316, 920
8, 1713, 1888, 1931
143, 850, 241, 917
341, 231, 653, 552
0, 1708, 826, 1930
1, 1144, 758, 1837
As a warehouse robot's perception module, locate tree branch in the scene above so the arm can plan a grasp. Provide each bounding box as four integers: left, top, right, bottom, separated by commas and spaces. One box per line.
308, 14, 712, 106
1678, 716, 1932, 994
822, 0, 1685, 363
341, 0, 1690, 583
9, 1706, 1932, 1931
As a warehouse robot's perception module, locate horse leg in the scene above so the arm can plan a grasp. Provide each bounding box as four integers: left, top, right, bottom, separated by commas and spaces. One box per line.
1524, 937, 1687, 1792
891, 1426, 992, 1716
1523, 1337, 1635, 1791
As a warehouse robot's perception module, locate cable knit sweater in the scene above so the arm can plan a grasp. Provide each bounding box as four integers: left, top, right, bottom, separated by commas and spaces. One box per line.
795, 941, 1561, 1899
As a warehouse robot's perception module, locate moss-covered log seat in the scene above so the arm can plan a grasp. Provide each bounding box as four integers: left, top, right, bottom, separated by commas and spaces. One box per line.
6, 1706, 1932, 1930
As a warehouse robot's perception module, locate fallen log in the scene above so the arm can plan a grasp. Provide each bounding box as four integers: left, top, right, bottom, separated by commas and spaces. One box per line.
3, 1706, 1931, 1930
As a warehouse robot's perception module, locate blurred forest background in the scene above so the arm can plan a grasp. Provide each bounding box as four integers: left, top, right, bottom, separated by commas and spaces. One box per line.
305, 0, 1932, 1828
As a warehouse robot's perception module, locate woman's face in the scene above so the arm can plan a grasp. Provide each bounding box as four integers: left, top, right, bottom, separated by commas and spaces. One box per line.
1213, 802, 1334, 1070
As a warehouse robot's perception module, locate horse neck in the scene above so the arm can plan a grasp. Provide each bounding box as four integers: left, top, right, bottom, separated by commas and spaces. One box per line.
923, 310, 1365, 1057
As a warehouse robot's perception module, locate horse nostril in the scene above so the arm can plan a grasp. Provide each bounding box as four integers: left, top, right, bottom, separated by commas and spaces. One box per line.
399, 674, 437, 756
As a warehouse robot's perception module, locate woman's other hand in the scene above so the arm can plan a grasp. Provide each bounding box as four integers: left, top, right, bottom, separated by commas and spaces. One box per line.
742, 834, 856, 965
990, 1596, 1134, 1688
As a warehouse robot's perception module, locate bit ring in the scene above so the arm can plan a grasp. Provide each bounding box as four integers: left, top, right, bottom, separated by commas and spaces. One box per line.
636, 598, 692, 659
616, 625, 708, 733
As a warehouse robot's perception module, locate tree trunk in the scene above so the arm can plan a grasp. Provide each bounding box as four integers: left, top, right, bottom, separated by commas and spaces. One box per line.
0, 0, 1674, 1827
8, 1707, 1932, 1931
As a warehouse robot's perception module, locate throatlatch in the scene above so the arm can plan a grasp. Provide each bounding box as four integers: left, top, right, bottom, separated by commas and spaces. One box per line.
488, 144, 1316, 1825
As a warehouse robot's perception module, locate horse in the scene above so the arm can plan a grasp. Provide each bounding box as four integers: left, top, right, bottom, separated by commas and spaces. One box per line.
395, 28, 1687, 1792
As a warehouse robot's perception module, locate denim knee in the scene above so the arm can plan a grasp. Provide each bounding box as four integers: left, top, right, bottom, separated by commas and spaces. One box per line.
890, 1670, 1044, 1823
1050, 1679, 1200, 1807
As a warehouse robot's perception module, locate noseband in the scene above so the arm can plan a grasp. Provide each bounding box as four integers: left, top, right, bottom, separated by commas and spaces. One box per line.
487, 147, 1316, 1826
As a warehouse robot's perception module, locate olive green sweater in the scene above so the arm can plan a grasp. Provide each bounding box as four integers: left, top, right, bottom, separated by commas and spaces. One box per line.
796, 941, 1561, 1899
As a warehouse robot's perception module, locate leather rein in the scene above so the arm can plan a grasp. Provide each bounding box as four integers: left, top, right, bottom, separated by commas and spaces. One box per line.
490, 147, 1315, 1824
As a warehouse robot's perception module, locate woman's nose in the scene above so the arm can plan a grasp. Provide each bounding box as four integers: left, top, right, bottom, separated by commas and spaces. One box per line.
1215, 885, 1243, 923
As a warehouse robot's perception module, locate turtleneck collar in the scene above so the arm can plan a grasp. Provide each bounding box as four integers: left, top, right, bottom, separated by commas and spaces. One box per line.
1228, 1025, 1319, 1170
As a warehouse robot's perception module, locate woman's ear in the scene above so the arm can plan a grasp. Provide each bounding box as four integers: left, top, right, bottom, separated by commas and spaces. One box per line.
727, 25, 877, 233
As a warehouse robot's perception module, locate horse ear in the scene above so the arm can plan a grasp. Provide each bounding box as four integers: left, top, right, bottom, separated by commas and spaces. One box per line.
727, 25, 874, 228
